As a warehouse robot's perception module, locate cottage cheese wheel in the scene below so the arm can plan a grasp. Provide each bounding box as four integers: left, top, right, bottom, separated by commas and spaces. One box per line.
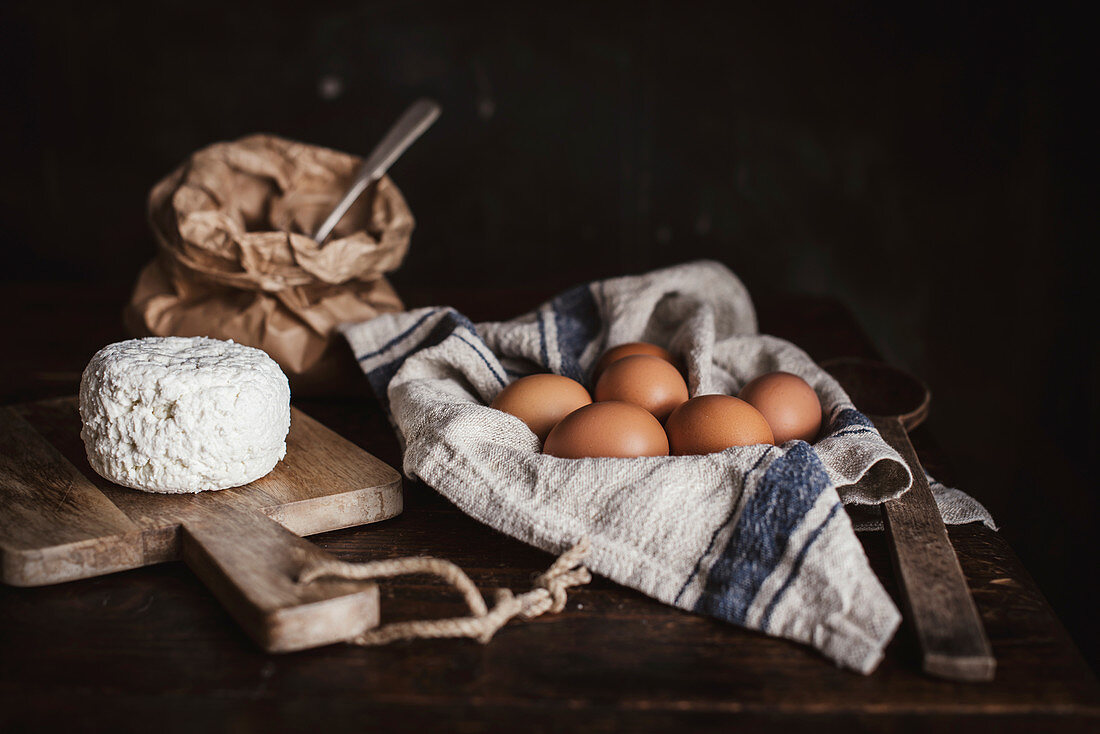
79, 336, 291, 494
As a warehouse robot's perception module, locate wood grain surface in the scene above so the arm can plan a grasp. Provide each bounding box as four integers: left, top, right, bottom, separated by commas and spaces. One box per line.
1, 398, 403, 653
1, 399, 403, 585
182, 511, 380, 652
877, 416, 996, 681
0, 288, 1096, 733
822, 357, 995, 681
0, 407, 142, 585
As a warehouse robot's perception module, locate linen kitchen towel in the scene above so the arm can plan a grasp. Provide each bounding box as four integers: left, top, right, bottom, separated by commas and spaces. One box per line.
342, 260, 993, 674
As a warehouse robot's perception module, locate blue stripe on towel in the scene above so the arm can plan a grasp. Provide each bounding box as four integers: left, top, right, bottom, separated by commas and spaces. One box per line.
830, 427, 875, 439
758, 501, 843, 630
694, 442, 832, 624
537, 310, 550, 369
830, 408, 874, 431
453, 332, 506, 387
357, 310, 436, 363
674, 447, 774, 605
550, 284, 600, 384
365, 309, 486, 410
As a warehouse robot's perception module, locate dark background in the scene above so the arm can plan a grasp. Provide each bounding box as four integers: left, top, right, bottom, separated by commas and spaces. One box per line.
2, 1, 1093, 666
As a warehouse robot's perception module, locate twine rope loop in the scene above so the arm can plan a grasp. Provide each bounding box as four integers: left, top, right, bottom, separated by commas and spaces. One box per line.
299, 538, 591, 646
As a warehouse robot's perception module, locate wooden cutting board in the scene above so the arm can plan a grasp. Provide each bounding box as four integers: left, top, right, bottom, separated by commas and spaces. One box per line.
0, 397, 402, 653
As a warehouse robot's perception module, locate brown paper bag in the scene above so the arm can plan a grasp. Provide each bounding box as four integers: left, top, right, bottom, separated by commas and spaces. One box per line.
126, 134, 413, 394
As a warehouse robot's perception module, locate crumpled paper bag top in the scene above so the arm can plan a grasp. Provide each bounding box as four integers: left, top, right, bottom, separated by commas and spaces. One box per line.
147, 133, 413, 291
128, 134, 413, 391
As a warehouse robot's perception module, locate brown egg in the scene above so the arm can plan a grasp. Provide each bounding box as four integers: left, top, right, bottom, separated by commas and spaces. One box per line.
543, 401, 669, 458
594, 341, 676, 380
665, 395, 775, 455
738, 371, 823, 444
490, 374, 592, 442
594, 354, 689, 422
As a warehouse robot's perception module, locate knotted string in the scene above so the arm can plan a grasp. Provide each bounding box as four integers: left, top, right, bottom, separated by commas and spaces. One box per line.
299, 538, 592, 645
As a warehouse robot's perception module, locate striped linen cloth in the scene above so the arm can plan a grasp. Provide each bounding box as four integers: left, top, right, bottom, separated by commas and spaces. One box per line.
341, 260, 993, 673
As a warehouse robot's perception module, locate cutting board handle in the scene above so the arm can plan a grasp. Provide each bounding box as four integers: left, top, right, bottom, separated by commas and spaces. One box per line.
181, 510, 379, 652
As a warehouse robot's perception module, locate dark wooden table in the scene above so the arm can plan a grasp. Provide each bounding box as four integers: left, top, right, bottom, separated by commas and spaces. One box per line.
1, 282, 1097, 733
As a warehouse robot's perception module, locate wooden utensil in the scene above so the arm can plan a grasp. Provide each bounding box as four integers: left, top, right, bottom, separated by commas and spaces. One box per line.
0, 397, 402, 653
823, 357, 996, 682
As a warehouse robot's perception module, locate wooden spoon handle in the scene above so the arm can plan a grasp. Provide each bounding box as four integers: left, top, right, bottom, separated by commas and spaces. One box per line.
181, 510, 379, 653
875, 417, 996, 681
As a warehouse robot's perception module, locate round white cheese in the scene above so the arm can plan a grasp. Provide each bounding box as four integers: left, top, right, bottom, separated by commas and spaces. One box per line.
79, 336, 291, 494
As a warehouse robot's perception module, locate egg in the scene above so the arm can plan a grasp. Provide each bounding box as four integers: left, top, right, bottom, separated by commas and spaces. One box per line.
738, 371, 822, 444
543, 401, 669, 458
665, 395, 774, 455
594, 354, 689, 422
594, 341, 676, 380
490, 374, 592, 442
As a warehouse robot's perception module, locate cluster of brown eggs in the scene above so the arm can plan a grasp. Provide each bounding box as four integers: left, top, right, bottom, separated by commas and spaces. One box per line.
489, 342, 824, 459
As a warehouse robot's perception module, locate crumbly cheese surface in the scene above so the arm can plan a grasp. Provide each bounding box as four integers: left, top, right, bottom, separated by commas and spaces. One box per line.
79, 336, 291, 494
